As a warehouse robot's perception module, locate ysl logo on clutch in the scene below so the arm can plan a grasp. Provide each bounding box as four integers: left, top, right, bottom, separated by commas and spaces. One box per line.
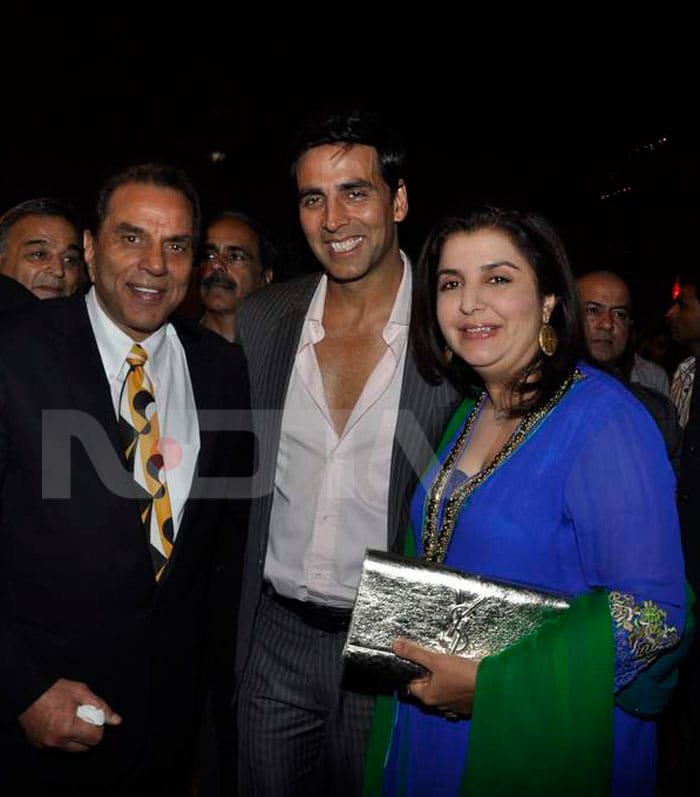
439, 590, 502, 656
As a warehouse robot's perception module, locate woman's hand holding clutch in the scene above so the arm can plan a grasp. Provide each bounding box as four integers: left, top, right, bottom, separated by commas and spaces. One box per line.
393, 638, 480, 718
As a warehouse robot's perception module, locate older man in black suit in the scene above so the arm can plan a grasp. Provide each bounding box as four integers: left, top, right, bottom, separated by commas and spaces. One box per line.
0, 164, 250, 796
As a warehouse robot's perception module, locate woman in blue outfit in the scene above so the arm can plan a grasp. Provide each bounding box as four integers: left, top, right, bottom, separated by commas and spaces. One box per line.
365, 208, 686, 796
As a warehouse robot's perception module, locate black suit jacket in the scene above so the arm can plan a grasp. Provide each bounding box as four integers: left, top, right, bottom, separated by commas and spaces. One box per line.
0, 272, 36, 313
0, 294, 251, 794
234, 272, 461, 681
679, 361, 700, 595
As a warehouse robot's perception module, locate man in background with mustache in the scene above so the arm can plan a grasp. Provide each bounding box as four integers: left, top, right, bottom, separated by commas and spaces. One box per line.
198, 211, 275, 343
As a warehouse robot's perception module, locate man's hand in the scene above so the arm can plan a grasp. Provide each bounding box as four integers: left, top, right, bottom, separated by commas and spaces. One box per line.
18, 678, 122, 753
393, 638, 480, 717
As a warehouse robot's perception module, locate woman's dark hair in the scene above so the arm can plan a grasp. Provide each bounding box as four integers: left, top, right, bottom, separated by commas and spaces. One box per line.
412, 206, 584, 416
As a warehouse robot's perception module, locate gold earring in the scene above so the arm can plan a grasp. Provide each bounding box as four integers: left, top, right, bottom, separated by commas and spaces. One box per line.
538, 319, 558, 356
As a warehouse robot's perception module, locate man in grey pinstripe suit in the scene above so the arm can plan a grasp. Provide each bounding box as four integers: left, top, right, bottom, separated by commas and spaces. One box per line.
235, 108, 459, 796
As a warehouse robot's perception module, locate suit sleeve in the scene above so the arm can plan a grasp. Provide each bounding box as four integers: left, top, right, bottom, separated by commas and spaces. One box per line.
0, 365, 56, 723
204, 344, 253, 692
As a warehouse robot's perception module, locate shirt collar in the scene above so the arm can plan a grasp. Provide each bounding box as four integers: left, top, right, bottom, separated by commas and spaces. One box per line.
85, 286, 169, 379
383, 251, 411, 350
298, 251, 412, 355
678, 355, 696, 376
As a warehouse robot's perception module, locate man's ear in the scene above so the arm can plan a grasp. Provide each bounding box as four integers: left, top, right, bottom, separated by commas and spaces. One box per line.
263, 269, 274, 286
393, 179, 408, 223
83, 230, 97, 284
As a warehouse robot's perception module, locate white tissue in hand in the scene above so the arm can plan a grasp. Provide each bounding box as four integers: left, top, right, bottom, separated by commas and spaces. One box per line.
76, 704, 105, 726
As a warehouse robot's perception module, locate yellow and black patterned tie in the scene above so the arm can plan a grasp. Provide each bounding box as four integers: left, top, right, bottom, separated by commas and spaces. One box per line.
119, 343, 173, 580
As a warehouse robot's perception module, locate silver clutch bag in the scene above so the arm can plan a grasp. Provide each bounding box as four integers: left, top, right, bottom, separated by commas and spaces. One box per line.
343, 550, 570, 682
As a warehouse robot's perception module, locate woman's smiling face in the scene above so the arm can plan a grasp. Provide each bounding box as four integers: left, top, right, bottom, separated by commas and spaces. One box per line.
436, 228, 555, 387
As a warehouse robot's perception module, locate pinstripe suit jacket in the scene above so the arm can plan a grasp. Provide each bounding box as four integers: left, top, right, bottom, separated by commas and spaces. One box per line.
234, 271, 460, 679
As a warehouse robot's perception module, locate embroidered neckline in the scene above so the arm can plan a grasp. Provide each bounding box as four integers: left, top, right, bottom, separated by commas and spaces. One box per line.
422, 369, 585, 564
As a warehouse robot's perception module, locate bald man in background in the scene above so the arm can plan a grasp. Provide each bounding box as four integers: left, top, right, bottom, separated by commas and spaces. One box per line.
577, 269, 680, 472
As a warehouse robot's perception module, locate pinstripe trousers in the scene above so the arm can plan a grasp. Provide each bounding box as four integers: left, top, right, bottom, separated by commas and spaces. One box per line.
237, 591, 375, 796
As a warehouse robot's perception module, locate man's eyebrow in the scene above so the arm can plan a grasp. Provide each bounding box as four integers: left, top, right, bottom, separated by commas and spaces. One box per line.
583, 300, 630, 311
114, 222, 146, 235
20, 237, 50, 247
339, 179, 375, 192
205, 243, 252, 255
300, 186, 331, 204
298, 179, 376, 200
224, 245, 252, 256
166, 234, 193, 245
298, 186, 323, 199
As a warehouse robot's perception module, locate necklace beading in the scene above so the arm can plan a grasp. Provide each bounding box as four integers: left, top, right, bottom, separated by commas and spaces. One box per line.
422, 369, 584, 564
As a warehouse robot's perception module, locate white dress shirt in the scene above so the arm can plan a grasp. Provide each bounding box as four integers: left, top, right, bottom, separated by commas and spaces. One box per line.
85, 287, 200, 538
265, 257, 412, 607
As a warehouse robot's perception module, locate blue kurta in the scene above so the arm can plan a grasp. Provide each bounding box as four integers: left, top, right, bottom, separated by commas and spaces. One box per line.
383, 364, 685, 796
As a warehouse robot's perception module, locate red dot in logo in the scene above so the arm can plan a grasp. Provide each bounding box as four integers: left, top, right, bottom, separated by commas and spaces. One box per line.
158, 438, 183, 471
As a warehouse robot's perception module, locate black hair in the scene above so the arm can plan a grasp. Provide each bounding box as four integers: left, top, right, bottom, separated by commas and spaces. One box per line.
0, 197, 82, 253
412, 205, 584, 416
677, 269, 700, 291
96, 163, 201, 244
289, 106, 406, 194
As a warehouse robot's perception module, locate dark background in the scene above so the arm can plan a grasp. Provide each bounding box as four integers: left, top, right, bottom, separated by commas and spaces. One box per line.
1, 17, 697, 328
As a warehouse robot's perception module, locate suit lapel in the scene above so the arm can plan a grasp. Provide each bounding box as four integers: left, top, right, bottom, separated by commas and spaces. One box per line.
256, 277, 319, 414
251, 278, 318, 559
175, 320, 218, 481
55, 295, 122, 452
53, 295, 157, 584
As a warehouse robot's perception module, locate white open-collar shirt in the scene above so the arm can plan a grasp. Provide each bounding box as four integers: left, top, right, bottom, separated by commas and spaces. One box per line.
265, 256, 411, 607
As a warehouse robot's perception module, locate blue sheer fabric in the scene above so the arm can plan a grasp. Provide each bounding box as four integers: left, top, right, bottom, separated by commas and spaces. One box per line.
383, 364, 685, 797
